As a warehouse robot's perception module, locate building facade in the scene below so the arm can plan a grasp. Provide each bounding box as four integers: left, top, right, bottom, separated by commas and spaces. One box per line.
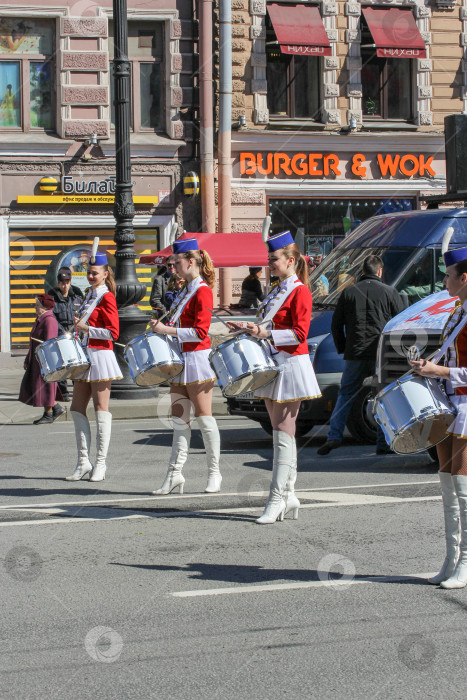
0, 2, 198, 351
218, 0, 461, 273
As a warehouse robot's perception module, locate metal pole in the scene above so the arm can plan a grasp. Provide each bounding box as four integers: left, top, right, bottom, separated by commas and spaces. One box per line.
218, 0, 232, 308
111, 0, 153, 398
199, 0, 216, 233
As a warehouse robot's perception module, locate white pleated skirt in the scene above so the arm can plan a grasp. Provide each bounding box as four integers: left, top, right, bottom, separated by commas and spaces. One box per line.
254, 351, 321, 403
76, 347, 123, 383
446, 395, 467, 439
169, 348, 216, 386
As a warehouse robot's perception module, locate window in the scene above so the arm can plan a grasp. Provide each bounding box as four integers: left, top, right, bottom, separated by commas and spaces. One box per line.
266, 14, 320, 120
0, 17, 54, 131
109, 22, 163, 132
361, 17, 413, 121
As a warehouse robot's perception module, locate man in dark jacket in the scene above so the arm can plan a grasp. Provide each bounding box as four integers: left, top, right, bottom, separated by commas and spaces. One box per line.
50, 267, 83, 401
149, 258, 176, 318
318, 254, 404, 455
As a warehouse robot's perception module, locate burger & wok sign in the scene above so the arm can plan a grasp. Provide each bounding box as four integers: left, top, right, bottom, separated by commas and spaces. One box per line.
239, 151, 436, 179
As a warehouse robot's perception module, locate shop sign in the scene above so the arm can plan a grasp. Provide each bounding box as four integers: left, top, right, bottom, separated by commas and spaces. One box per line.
62, 175, 117, 195
17, 194, 157, 204
239, 152, 436, 179
377, 48, 425, 59
282, 45, 330, 56
15, 174, 158, 204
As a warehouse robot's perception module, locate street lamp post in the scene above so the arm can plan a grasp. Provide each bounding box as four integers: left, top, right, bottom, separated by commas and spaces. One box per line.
111, 0, 153, 398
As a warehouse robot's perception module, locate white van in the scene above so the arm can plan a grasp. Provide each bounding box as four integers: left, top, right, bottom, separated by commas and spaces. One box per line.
376, 289, 457, 387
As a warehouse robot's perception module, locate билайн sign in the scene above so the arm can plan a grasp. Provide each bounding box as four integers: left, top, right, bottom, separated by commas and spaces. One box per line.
239, 152, 436, 179
17, 174, 158, 205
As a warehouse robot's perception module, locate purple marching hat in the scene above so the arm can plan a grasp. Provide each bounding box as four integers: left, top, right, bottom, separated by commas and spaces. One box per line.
444, 247, 467, 268
172, 237, 199, 254
266, 230, 294, 252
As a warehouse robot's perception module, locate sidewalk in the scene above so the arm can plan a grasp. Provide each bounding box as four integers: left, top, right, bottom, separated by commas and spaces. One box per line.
0, 352, 229, 424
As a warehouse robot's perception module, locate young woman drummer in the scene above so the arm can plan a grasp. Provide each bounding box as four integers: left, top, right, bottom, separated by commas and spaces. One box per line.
66, 240, 122, 482
149, 238, 221, 495
411, 246, 467, 589
242, 230, 320, 524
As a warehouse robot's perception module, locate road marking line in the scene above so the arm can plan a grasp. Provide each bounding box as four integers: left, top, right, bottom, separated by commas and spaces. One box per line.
172, 573, 436, 598
0, 480, 439, 511
0, 495, 441, 527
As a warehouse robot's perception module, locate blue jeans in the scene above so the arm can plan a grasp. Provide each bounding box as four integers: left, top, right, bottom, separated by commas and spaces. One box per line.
327, 359, 387, 449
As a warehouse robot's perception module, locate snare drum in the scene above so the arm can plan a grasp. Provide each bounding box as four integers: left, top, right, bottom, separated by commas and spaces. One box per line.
35, 334, 90, 382
373, 375, 456, 454
209, 333, 278, 397
124, 333, 184, 386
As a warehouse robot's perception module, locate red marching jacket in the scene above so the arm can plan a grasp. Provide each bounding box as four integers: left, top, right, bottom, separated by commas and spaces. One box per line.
452, 322, 467, 396
87, 292, 120, 350
177, 285, 213, 352
271, 284, 312, 356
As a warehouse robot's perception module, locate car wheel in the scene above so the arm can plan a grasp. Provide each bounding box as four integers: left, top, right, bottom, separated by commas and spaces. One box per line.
347, 386, 378, 444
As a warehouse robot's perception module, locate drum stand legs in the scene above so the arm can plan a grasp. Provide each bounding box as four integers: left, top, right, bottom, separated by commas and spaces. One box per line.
197, 416, 222, 493
441, 475, 467, 589
428, 472, 460, 584
66, 411, 93, 481
152, 417, 190, 495
90, 411, 112, 482
256, 430, 297, 524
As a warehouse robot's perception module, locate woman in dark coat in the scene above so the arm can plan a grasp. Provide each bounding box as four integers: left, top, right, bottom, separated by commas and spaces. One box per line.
19, 294, 64, 424
238, 267, 264, 308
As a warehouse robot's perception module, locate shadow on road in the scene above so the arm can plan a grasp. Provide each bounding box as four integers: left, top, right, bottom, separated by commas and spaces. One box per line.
110, 561, 431, 587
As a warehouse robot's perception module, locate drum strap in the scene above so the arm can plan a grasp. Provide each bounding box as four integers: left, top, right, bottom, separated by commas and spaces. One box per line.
258, 275, 303, 326
167, 276, 206, 327
432, 302, 467, 364
76, 288, 108, 346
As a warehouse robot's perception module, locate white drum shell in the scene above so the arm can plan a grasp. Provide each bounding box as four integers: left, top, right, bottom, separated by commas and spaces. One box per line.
209, 333, 278, 397
373, 375, 456, 454
35, 335, 90, 382
124, 333, 184, 386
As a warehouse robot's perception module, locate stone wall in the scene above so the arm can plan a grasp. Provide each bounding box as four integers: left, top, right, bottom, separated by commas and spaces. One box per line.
213, 0, 465, 132
430, 4, 464, 127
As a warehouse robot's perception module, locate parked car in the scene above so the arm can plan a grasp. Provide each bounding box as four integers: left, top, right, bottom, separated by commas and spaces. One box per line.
227, 209, 467, 439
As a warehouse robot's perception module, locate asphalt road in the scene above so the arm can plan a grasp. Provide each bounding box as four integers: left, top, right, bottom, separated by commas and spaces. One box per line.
1, 416, 466, 699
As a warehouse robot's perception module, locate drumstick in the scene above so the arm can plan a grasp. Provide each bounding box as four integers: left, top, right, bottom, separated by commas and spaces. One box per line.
31, 337, 43, 344
206, 307, 268, 331
76, 310, 171, 350
401, 350, 439, 380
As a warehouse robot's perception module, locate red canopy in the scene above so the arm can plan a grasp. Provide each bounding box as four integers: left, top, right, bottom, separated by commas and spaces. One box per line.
139, 232, 269, 267
362, 7, 426, 59
268, 3, 331, 57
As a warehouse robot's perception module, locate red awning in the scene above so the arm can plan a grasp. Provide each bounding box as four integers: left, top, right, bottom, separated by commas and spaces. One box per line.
362, 7, 426, 59
267, 3, 331, 57
139, 232, 269, 268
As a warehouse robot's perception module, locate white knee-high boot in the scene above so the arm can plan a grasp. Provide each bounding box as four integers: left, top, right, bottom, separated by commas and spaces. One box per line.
256, 430, 294, 524
441, 475, 467, 589
284, 437, 300, 520
428, 472, 460, 584
153, 417, 191, 495
197, 415, 222, 493
90, 411, 112, 482
66, 410, 93, 481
